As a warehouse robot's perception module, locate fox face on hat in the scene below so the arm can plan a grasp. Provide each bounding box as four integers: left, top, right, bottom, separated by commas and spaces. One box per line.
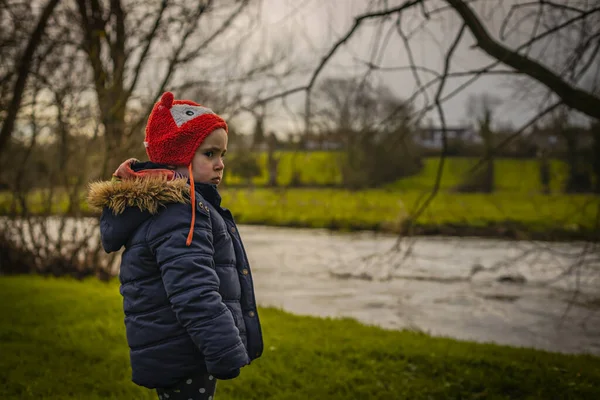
144, 92, 228, 167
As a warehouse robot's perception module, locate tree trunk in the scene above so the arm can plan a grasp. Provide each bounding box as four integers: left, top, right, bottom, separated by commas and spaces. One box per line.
0, 0, 61, 161
591, 124, 600, 194
538, 150, 551, 195
563, 132, 592, 193
481, 121, 495, 193
266, 133, 279, 187
100, 101, 128, 178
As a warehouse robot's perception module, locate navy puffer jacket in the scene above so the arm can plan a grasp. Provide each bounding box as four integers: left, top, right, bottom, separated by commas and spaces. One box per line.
88, 162, 263, 389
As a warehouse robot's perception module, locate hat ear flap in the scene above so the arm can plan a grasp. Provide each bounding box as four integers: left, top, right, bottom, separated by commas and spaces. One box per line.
160, 92, 174, 109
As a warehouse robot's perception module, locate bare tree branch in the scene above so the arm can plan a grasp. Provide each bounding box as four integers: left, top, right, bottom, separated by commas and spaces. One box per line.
504, 0, 590, 21
75, 0, 108, 106
446, 0, 600, 120
568, 32, 600, 83
130, 0, 251, 137
109, 0, 126, 105
0, 0, 61, 160
396, 14, 431, 114
466, 99, 564, 177
177, 0, 251, 64
303, 0, 424, 133
126, 0, 169, 97
406, 24, 466, 230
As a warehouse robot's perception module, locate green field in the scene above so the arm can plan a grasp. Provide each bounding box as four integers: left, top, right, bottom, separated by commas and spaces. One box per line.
0, 156, 596, 240
219, 188, 596, 236
1, 276, 599, 399
226, 153, 570, 192
384, 157, 569, 193
221, 154, 596, 239
225, 151, 342, 186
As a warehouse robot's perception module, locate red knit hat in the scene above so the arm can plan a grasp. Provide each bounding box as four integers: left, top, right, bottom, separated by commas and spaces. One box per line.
144, 92, 228, 166
144, 91, 228, 247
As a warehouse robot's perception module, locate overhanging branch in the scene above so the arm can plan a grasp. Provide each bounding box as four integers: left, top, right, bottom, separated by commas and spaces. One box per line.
446, 0, 600, 120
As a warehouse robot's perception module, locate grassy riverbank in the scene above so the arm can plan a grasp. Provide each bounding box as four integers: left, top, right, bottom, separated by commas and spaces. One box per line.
0, 156, 597, 241
0, 187, 595, 240
219, 188, 597, 240
1, 276, 599, 399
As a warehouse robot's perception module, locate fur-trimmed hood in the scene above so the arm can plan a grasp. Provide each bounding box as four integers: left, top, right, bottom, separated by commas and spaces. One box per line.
87, 159, 192, 252
88, 158, 190, 215
88, 176, 190, 215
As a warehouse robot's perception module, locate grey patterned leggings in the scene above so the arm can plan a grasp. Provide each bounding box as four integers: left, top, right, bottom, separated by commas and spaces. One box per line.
156, 373, 217, 400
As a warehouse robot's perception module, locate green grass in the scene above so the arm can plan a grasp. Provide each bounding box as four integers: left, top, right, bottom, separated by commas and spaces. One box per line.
385, 157, 569, 193
1, 276, 599, 399
0, 185, 596, 240
226, 151, 343, 186
225, 153, 570, 192
219, 188, 597, 237
0, 156, 596, 240
220, 155, 595, 239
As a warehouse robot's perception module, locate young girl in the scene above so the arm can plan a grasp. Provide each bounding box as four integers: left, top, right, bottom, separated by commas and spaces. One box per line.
88, 92, 263, 399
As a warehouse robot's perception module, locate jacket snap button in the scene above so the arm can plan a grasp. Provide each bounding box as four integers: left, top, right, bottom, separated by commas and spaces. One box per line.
230, 226, 236, 234
242, 269, 249, 275
248, 311, 255, 317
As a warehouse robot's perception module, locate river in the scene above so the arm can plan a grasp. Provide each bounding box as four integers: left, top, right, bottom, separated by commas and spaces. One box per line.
3, 218, 599, 355
240, 225, 600, 355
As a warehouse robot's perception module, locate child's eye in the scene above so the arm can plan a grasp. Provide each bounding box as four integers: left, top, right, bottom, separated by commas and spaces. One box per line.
204, 151, 214, 157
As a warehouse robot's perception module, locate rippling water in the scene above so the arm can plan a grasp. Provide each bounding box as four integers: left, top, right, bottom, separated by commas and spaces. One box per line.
242, 225, 600, 355
3, 217, 599, 354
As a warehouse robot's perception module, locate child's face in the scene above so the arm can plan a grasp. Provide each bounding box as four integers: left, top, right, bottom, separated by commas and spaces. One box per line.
191, 128, 228, 185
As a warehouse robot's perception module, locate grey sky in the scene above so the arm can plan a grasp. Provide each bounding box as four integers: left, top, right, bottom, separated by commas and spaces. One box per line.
222, 0, 587, 135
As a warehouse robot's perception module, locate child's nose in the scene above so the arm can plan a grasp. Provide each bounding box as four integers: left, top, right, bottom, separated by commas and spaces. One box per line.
215, 158, 224, 170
